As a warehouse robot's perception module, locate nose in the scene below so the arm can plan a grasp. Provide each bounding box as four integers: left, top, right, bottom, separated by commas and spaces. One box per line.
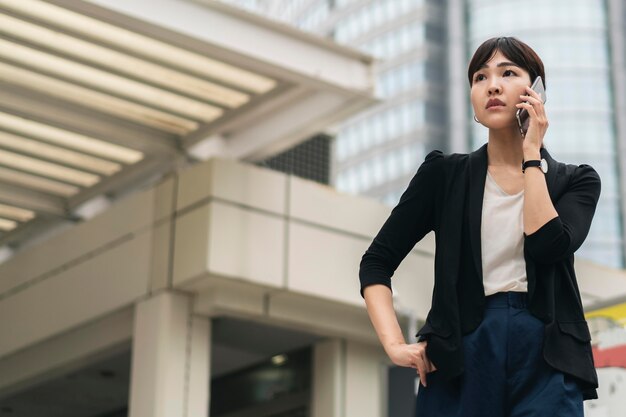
487, 79, 501, 95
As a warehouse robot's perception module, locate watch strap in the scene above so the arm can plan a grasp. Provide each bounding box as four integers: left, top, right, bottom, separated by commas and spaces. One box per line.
522, 159, 542, 173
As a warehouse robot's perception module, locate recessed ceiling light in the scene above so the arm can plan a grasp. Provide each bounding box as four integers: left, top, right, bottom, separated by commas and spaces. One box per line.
271, 354, 287, 365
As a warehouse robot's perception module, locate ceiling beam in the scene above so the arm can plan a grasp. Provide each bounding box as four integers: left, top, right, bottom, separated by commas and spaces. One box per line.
0, 183, 67, 217
55, 0, 374, 93
0, 83, 179, 156
225, 90, 377, 161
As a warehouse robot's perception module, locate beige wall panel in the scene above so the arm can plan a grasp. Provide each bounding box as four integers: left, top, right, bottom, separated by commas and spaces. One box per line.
0, 232, 151, 358
207, 201, 284, 288
175, 160, 213, 210
153, 176, 176, 221
287, 222, 362, 304
388, 244, 436, 320
0, 188, 156, 296
176, 158, 286, 215
287, 222, 435, 308
417, 230, 436, 254
172, 204, 211, 287
576, 260, 626, 308
289, 175, 399, 238
345, 340, 388, 417
149, 221, 172, 293
150, 176, 176, 292
269, 292, 377, 343
193, 280, 265, 317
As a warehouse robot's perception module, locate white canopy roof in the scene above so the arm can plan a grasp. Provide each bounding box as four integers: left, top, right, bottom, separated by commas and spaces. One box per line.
0, 0, 378, 248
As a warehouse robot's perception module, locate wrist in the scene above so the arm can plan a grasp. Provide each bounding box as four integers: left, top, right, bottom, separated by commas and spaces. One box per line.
523, 148, 541, 160
385, 340, 406, 351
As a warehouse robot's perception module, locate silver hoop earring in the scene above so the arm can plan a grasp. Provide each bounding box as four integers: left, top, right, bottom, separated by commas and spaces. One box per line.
473, 115, 480, 123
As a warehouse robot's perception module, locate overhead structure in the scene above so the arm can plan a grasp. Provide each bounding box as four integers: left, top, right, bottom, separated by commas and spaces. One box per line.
0, 0, 377, 248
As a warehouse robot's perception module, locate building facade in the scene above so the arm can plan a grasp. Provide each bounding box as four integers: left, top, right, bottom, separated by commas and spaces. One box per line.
222, 0, 626, 269
466, 0, 625, 269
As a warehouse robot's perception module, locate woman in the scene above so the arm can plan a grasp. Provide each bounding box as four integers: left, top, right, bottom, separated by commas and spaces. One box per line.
359, 36, 601, 416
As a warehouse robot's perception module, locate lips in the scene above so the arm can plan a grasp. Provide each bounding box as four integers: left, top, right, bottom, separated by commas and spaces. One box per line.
486, 98, 505, 108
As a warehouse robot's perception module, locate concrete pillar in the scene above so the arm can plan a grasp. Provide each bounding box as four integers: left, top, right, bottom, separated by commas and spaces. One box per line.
312, 339, 343, 417
345, 340, 388, 417
128, 291, 210, 417
311, 338, 387, 417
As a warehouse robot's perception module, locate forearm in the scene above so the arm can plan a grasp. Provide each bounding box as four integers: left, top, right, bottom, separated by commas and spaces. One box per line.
523, 146, 558, 235
362, 284, 406, 354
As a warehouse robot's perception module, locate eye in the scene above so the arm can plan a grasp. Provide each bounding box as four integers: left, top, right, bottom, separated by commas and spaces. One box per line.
473, 69, 516, 82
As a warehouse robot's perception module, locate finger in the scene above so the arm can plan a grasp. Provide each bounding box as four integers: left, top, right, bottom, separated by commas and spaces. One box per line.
515, 102, 537, 115
415, 360, 426, 385
421, 352, 431, 372
516, 103, 540, 123
519, 94, 539, 104
419, 351, 431, 373
517, 101, 540, 121
525, 85, 541, 99
419, 366, 427, 387
524, 87, 546, 113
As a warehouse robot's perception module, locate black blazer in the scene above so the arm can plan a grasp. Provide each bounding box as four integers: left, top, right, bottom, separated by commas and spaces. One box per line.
359, 142, 601, 400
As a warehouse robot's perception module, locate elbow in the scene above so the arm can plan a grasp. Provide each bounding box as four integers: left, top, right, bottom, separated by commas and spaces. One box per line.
524, 216, 573, 264
525, 233, 572, 264
359, 253, 394, 298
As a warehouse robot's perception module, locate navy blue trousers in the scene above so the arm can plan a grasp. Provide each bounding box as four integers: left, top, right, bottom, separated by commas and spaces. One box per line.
414, 291, 583, 417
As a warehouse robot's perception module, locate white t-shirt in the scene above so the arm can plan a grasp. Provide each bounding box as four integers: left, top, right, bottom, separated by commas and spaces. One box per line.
481, 170, 528, 296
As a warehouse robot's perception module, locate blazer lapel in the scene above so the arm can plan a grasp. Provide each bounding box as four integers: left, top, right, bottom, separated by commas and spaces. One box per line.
468, 143, 488, 281
467, 143, 559, 281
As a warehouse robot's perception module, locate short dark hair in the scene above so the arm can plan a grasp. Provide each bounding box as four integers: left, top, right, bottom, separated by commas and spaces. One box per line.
467, 36, 546, 91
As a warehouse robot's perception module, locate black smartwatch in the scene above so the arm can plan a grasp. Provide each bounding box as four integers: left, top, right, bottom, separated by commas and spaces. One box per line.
522, 158, 548, 173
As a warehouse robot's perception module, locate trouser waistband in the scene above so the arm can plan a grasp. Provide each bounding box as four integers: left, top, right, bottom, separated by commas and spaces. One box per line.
485, 291, 529, 309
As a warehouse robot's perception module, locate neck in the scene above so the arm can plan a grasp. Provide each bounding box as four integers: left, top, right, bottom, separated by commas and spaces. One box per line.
486, 125, 526, 167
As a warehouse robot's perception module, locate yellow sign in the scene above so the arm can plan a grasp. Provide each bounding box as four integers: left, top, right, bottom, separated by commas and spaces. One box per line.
586, 302, 626, 327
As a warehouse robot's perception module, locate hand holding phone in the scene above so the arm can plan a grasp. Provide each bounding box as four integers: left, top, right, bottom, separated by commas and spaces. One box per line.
516, 76, 546, 137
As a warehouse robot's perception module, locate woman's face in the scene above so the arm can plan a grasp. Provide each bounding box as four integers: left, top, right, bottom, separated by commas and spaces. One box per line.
470, 49, 532, 131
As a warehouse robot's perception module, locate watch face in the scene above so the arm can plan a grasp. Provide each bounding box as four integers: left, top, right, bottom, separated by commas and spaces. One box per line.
540, 158, 548, 173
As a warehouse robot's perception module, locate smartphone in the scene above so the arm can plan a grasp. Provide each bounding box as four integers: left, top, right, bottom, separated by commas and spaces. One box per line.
516, 76, 546, 137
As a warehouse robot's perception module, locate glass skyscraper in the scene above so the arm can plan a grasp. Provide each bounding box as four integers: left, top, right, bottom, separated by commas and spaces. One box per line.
223, 0, 447, 207
466, 0, 624, 268
221, 0, 626, 269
